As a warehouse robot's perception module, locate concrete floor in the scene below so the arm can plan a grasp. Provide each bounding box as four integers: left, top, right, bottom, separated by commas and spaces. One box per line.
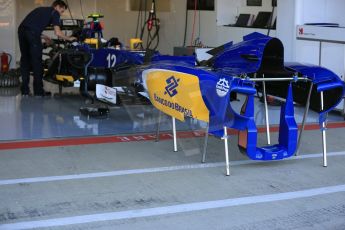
0, 127, 345, 229
0, 88, 345, 229
0, 89, 343, 141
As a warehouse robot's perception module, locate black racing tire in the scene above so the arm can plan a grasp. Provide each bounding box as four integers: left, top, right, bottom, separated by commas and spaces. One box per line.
0, 87, 20, 97
0, 71, 20, 88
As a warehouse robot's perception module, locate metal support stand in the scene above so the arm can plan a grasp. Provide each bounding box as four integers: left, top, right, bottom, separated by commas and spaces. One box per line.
321, 91, 327, 167
262, 81, 271, 145
343, 97, 345, 119
201, 124, 209, 163
222, 127, 230, 176
155, 111, 161, 142
296, 82, 314, 156
59, 83, 63, 96
172, 117, 178, 152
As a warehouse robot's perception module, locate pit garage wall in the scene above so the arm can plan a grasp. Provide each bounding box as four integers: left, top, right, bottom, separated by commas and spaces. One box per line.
12, 0, 345, 78
277, 0, 345, 69
96, 0, 276, 54
294, 0, 345, 80
15, 0, 97, 64
13, 0, 211, 63
0, 0, 16, 69
95, 0, 217, 55
277, 0, 345, 112
13, 0, 277, 58
16, 0, 97, 24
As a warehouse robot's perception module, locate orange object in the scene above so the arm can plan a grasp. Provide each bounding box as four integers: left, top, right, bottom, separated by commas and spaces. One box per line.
100, 21, 104, 30
1, 52, 10, 73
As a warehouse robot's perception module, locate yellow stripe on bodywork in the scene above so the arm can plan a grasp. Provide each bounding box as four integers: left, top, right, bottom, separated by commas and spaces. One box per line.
56, 75, 74, 83
84, 38, 99, 49
145, 70, 209, 122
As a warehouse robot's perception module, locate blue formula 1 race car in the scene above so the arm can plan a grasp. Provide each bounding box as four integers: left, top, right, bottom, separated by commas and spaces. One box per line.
43, 38, 195, 117
137, 32, 345, 175
43, 10, 169, 114
43, 36, 145, 98
43, 33, 194, 115
43, 11, 163, 114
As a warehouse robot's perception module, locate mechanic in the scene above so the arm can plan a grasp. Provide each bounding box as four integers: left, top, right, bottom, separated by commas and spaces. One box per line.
18, 0, 76, 97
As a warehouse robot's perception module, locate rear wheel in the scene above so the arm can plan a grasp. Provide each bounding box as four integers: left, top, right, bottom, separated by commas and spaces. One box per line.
0, 69, 20, 88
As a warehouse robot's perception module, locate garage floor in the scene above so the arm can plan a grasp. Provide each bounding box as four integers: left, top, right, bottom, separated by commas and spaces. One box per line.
0, 90, 345, 229
0, 90, 343, 141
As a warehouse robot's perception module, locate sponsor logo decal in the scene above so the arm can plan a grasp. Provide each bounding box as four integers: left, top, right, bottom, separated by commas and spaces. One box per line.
216, 78, 230, 97
145, 69, 209, 122
298, 27, 304, 35
154, 93, 193, 118
164, 76, 180, 97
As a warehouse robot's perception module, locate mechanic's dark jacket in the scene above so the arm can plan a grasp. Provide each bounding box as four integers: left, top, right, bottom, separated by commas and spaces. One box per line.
19, 7, 60, 34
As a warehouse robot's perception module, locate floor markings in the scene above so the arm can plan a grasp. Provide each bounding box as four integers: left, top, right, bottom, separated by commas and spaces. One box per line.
1, 184, 345, 229
0, 151, 344, 186
0, 121, 344, 150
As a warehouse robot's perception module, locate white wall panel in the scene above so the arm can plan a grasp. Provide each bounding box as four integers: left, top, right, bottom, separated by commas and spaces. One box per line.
295, 40, 319, 65
276, 0, 297, 61
293, 0, 345, 112
216, 0, 241, 26
325, 0, 345, 26
321, 43, 345, 79
297, 0, 345, 26
300, 0, 327, 24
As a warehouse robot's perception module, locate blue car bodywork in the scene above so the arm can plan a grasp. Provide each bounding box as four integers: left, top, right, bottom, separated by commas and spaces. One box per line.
44, 32, 344, 162
139, 32, 345, 161
44, 41, 196, 101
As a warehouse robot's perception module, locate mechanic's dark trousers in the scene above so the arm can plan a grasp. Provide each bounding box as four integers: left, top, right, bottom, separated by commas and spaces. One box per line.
18, 26, 44, 95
